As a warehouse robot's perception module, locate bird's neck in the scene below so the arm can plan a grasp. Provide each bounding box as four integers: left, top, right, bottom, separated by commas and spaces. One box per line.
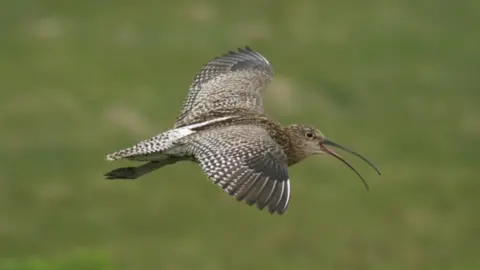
281, 126, 308, 166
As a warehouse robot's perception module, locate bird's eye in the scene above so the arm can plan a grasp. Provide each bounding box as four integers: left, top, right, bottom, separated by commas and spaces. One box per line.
306, 132, 314, 138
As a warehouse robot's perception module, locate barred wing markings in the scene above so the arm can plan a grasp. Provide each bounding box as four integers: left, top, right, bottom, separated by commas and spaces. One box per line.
189, 125, 291, 214
175, 47, 274, 127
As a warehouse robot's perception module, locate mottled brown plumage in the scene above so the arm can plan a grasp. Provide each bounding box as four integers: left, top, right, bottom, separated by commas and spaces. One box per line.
105, 47, 381, 215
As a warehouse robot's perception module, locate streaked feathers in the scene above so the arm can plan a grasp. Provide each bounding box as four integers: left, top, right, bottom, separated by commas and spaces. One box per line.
187, 124, 291, 214
106, 116, 233, 161
175, 47, 274, 127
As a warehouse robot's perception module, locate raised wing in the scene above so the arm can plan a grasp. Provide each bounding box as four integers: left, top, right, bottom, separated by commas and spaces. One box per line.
174, 47, 274, 128
188, 124, 291, 215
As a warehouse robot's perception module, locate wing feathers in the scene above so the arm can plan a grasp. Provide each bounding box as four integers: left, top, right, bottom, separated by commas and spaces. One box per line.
189, 125, 291, 215
175, 47, 274, 127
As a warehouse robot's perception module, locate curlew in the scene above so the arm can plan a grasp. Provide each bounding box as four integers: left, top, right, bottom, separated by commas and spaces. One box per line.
105, 47, 381, 215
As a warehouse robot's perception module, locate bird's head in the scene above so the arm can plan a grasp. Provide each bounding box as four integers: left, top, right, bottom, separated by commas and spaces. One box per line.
286, 124, 381, 190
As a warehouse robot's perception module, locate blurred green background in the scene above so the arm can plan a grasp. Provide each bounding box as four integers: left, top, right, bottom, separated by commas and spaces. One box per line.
1, 0, 479, 269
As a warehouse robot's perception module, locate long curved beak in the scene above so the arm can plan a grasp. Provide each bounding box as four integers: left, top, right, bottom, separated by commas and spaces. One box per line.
320, 138, 381, 190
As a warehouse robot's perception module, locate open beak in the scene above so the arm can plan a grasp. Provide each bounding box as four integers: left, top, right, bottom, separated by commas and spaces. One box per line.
320, 138, 381, 190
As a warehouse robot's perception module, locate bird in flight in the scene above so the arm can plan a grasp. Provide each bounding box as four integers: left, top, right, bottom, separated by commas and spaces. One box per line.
105, 46, 381, 215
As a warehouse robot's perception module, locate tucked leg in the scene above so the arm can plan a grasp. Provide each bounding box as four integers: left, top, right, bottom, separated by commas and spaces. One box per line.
105, 158, 182, 180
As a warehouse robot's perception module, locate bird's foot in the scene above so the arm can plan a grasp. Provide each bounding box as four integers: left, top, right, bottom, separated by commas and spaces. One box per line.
105, 167, 138, 180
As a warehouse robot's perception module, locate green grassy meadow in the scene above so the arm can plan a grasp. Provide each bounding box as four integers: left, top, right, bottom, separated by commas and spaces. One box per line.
1, 0, 479, 269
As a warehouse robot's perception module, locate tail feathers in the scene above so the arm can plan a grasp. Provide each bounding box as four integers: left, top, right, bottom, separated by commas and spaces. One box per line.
106, 139, 166, 161
106, 146, 143, 161
106, 127, 196, 161
106, 116, 234, 161
105, 140, 171, 161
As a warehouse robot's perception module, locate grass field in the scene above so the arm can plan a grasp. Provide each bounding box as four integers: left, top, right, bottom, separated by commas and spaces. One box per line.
1, 0, 479, 269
